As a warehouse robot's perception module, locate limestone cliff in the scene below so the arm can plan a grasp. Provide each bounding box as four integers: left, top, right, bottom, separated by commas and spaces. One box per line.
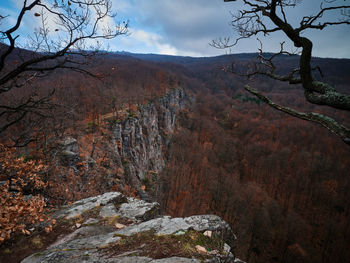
100, 87, 188, 199
111, 88, 187, 189
54, 88, 188, 199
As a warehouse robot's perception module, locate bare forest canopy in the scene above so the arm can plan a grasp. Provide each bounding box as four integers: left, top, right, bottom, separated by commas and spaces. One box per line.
1, 43, 350, 263
2, 43, 350, 145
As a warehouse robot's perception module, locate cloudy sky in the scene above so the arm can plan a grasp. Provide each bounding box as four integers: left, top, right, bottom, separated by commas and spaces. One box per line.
0, 0, 349, 58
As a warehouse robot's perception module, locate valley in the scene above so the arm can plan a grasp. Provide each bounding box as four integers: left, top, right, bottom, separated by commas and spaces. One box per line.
1, 48, 350, 263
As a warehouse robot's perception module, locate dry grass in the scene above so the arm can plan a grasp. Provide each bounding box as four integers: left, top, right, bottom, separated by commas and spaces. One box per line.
102, 229, 225, 260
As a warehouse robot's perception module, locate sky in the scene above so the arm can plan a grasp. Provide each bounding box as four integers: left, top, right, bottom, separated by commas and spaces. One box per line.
0, 0, 349, 58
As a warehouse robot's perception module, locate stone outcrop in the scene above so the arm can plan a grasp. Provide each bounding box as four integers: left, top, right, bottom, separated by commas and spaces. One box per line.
56, 137, 80, 166
53, 192, 159, 222
110, 88, 188, 197
116, 215, 235, 244
54, 192, 126, 220
21, 192, 243, 263
53, 88, 188, 199
117, 197, 161, 222
18, 90, 244, 262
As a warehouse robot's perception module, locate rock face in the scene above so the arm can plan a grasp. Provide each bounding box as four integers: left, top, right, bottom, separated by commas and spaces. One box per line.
57, 137, 80, 166
117, 197, 161, 222
54, 88, 188, 198
55, 192, 126, 219
22, 192, 242, 263
111, 88, 187, 195
53, 192, 159, 222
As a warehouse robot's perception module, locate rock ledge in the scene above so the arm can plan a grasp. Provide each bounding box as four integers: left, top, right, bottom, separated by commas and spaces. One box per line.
22, 192, 243, 263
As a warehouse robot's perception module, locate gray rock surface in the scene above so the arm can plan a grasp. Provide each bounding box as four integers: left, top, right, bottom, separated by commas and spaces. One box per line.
111, 88, 188, 196
117, 197, 160, 222
83, 218, 99, 226
24, 255, 202, 263
56, 192, 125, 219
116, 214, 235, 247
48, 225, 111, 248
22, 192, 240, 263
22, 232, 121, 263
51, 89, 188, 199
57, 137, 80, 166
100, 203, 118, 218
152, 258, 200, 263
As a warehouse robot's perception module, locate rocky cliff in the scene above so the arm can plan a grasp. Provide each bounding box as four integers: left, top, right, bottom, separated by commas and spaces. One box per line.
55, 88, 188, 199
19, 192, 243, 263
110, 88, 187, 197
12, 89, 243, 262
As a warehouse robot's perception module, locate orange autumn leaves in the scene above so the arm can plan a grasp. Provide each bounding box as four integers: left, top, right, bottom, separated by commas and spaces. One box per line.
0, 144, 48, 243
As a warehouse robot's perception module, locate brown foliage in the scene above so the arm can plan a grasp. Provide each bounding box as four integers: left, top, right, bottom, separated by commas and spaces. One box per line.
157, 86, 350, 263
0, 144, 47, 243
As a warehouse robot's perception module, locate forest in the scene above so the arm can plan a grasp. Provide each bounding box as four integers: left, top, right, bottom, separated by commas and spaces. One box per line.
1, 44, 350, 262
1, 0, 350, 262
153, 54, 350, 263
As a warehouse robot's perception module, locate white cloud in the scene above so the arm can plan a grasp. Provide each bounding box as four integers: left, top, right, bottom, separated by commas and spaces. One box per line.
117, 29, 179, 55
2, 0, 349, 58
110, 0, 350, 58
132, 30, 177, 55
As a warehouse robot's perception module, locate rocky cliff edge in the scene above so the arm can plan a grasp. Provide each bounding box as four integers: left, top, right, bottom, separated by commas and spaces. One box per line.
21, 192, 244, 263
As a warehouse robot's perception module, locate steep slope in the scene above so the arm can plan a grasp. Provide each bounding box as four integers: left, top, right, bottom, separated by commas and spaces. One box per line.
46, 88, 189, 202
107, 88, 188, 198
155, 85, 350, 263
127, 54, 350, 262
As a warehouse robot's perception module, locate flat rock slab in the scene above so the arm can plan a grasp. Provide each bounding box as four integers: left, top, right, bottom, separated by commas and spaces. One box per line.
100, 203, 118, 218
116, 214, 234, 240
117, 197, 160, 222
23, 254, 201, 263
56, 192, 125, 219
22, 245, 202, 263
22, 232, 121, 263
104, 257, 200, 263
152, 258, 200, 262
48, 225, 114, 248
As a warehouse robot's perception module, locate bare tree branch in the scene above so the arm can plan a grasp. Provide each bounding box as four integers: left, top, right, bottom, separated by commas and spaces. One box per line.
221, 0, 350, 145
0, 0, 128, 136
244, 85, 350, 145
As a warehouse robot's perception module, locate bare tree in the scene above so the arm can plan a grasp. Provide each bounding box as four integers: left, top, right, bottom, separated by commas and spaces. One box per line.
0, 0, 128, 144
214, 0, 350, 145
